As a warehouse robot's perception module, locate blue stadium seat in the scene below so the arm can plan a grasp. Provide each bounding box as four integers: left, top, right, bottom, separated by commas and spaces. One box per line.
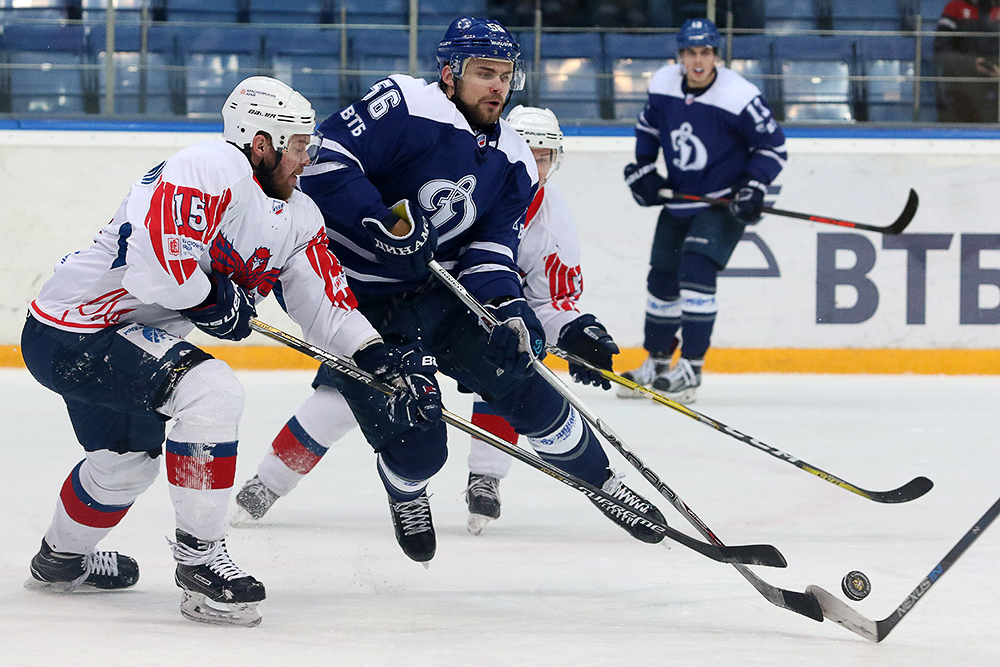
166, 0, 242, 24
418, 0, 487, 24
763, 0, 817, 32
265, 28, 342, 118
832, 0, 906, 31
340, 0, 407, 26
0, 24, 92, 114
251, 0, 328, 24
180, 26, 265, 117
516, 32, 603, 120
88, 23, 179, 115
604, 33, 674, 121
857, 36, 920, 121
772, 35, 858, 121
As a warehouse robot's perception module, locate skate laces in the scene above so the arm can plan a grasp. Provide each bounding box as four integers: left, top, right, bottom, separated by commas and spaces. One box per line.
168, 536, 249, 581
394, 495, 433, 536
466, 475, 500, 503
85, 551, 120, 577
601, 472, 653, 517
661, 358, 700, 391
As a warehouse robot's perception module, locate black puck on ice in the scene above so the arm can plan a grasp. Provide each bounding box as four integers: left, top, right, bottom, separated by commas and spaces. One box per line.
841, 570, 872, 601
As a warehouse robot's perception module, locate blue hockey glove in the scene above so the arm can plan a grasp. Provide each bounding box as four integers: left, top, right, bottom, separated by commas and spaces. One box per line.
483, 297, 546, 379
557, 314, 620, 390
354, 341, 442, 430
729, 178, 767, 224
624, 162, 669, 207
180, 270, 256, 341
361, 198, 438, 276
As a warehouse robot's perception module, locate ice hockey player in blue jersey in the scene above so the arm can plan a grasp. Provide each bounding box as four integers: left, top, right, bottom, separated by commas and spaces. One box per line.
240, 17, 666, 563
619, 17, 787, 405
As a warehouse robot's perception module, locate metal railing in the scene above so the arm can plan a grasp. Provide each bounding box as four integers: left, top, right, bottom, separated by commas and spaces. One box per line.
1, 6, 999, 125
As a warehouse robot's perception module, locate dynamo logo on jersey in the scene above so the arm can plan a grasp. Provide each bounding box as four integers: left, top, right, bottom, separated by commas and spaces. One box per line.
417, 176, 478, 230
670, 122, 708, 172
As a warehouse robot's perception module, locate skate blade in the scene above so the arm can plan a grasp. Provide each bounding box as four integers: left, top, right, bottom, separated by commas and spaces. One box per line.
179, 590, 262, 627
663, 388, 697, 405
229, 506, 259, 528
467, 513, 494, 536
23, 577, 86, 593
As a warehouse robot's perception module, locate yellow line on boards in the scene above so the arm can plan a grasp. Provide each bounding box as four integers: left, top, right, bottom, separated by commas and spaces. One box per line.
2, 345, 999, 375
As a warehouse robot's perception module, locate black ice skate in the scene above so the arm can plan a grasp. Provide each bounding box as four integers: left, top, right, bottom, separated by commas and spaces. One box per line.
169, 530, 266, 627
465, 473, 501, 536
26, 539, 139, 592
616, 354, 672, 399
388, 492, 436, 565
652, 357, 702, 405
590, 471, 667, 544
231, 475, 280, 525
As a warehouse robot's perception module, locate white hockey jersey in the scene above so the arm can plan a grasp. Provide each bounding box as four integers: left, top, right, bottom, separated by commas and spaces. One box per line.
517, 183, 584, 343
30, 140, 376, 359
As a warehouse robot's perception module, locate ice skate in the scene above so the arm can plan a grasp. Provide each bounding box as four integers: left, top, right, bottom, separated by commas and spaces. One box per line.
25, 539, 139, 592
589, 471, 667, 544
231, 475, 280, 526
465, 473, 501, 535
388, 492, 436, 565
652, 357, 702, 405
169, 530, 266, 627
616, 355, 671, 399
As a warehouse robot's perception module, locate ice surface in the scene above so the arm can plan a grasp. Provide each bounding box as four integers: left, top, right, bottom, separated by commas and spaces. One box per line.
1, 368, 998, 666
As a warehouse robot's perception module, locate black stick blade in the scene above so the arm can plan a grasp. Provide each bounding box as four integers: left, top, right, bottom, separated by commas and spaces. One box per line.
782, 589, 825, 622
884, 188, 919, 234
868, 476, 934, 503
721, 544, 787, 568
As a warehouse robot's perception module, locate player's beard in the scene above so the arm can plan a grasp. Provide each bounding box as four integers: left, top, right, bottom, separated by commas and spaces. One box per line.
453, 80, 505, 129
254, 151, 293, 201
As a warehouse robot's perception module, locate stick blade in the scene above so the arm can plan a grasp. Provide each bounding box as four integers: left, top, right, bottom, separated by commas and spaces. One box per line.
868, 476, 934, 503
721, 544, 787, 568
806, 585, 880, 642
885, 188, 919, 234
781, 589, 825, 622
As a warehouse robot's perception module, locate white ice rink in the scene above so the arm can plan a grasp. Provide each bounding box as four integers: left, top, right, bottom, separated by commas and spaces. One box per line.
1, 367, 998, 666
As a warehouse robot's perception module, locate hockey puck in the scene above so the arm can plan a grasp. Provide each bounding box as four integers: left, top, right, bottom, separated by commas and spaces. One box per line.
841, 570, 872, 601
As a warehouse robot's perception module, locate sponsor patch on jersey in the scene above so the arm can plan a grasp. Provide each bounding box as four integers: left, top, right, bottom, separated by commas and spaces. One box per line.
477, 133, 487, 148
272, 200, 285, 215
117, 323, 180, 358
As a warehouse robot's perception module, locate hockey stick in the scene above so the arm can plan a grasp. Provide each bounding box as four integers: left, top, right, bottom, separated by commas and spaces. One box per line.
425, 263, 825, 619
548, 347, 933, 504
657, 188, 918, 235
247, 318, 780, 567
806, 493, 1000, 642
426, 264, 796, 558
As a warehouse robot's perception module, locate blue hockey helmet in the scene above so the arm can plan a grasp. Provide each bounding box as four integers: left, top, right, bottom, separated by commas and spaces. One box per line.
676, 18, 721, 52
436, 17, 526, 91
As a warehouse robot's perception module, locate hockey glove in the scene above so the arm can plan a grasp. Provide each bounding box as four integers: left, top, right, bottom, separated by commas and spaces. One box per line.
483, 297, 546, 379
557, 314, 620, 390
361, 198, 438, 277
354, 341, 443, 430
728, 177, 767, 224
624, 162, 669, 207
180, 270, 256, 341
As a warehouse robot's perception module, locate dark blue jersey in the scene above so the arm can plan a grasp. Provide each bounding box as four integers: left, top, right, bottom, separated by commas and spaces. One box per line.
635, 64, 787, 218
299, 75, 538, 304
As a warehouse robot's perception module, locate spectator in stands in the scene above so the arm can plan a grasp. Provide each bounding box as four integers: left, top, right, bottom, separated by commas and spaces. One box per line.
935, 0, 1000, 122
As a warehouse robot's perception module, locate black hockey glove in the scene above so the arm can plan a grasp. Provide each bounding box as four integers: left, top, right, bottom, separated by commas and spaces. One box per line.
729, 177, 767, 224
557, 314, 619, 390
180, 270, 256, 341
354, 341, 443, 430
483, 297, 546, 379
624, 162, 669, 207
361, 198, 438, 277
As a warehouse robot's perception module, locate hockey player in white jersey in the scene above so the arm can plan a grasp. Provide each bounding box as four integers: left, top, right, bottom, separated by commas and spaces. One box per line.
20, 76, 442, 626
464, 105, 619, 535
233, 18, 665, 563
619, 17, 787, 404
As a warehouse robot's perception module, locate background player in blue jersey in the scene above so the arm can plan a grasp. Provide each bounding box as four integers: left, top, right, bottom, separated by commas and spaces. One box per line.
240, 17, 665, 564
619, 17, 787, 405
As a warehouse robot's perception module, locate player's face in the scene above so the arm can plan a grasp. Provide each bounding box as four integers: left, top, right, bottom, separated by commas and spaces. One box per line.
680, 46, 717, 87
453, 57, 514, 127
255, 133, 312, 201
531, 147, 555, 186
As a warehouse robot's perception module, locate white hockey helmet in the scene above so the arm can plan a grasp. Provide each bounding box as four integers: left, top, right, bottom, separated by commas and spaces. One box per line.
222, 76, 316, 153
505, 105, 564, 176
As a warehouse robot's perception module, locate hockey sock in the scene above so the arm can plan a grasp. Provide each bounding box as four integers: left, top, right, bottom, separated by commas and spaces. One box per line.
45, 451, 158, 555
644, 268, 681, 356
467, 397, 516, 479
375, 423, 448, 501
678, 253, 719, 360
260, 385, 358, 496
